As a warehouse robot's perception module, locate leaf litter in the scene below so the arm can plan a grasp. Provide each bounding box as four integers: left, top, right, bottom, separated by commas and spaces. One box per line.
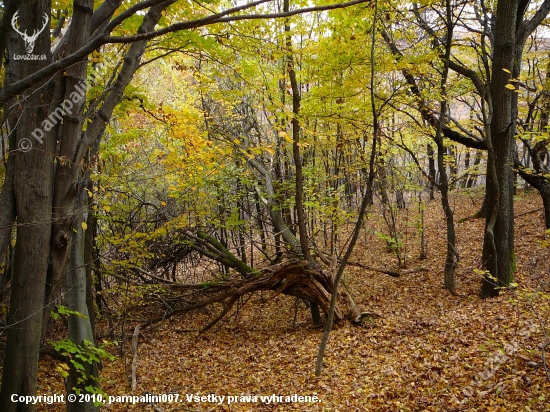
32, 192, 550, 411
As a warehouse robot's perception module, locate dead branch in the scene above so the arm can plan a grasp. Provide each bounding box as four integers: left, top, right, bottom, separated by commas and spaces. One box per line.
316, 249, 427, 277
347, 262, 429, 277
131, 325, 140, 391
200, 295, 239, 333
515, 207, 544, 218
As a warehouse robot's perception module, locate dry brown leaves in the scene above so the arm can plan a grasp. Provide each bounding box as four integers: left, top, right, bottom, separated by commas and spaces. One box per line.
32, 191, 550, 411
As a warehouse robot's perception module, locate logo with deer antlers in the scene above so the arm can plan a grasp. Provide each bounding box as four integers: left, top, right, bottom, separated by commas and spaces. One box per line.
11, 12, 49, 54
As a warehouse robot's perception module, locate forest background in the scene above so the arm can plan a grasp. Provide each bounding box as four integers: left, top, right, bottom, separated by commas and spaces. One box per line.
0, 0, 549, 410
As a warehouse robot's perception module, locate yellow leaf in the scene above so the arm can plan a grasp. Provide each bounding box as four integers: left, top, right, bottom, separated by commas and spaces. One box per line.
502, 68, 511, 74
81, 222, 88, 231
161, 201, 167, 206
104, 205, 111, 212
505, 84, 516, 90
279, 131, 293, 143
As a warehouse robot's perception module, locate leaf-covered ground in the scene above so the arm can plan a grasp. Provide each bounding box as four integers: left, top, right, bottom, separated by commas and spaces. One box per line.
33, 191, 550, 411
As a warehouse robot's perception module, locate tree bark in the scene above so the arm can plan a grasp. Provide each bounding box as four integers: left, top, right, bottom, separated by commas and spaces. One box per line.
427, 143, 436, 200
64, 201, 99, 412
0, 131, 15, 265
284, 0, 321, 324
481, 0, 520, 297
0, 2, 55, 409
43, 0, 95, 339
2, 1, 174, 408
436, 0, 458, 294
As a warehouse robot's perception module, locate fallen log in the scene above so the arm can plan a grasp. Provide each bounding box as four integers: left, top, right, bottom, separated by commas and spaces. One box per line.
142, 260, 359, 328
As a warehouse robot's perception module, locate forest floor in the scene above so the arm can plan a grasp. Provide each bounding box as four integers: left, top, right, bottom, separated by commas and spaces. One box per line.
28, 191, 550, 411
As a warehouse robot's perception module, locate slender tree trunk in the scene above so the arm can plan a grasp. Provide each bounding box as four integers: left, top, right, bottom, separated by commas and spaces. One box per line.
84, 176, 97, 335
84, 138, 101, 337
437, 0, 458, 294
316, 0, 379, 374
447, 145, 457, 190
467, 151, 483, 188
377, 153, 389, 205
65, 192, 99, 412
254, 191, 267, 253
427, 143, 436, 200
284, 0, 321, 324
462, 150, 470, 189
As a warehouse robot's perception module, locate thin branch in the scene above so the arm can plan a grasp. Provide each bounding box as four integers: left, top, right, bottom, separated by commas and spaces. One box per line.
0, 0, 370, 104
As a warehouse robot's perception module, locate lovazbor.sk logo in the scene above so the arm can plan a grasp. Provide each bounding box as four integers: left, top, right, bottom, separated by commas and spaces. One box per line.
11, 11, 48, 60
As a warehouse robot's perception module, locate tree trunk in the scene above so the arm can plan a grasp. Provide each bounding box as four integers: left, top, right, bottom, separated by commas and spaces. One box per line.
0, 142, 15, 264
0, 3, 55, 409
436, 0, 458, 294
1, 1, 172, 407
467, 151, 483, 188
43, 0, 94, 339
447, 145, 457, 190
84, 174, 97, 336
481, 0, 519, 297
462, 150, 470, 189
427, 143, 436, 200
284, 0, 321, 323
64, 198, 99, 412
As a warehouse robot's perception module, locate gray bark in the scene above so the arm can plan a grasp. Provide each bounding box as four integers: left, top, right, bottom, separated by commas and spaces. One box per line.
64, 202, 99, 412
249, 158, 302, 253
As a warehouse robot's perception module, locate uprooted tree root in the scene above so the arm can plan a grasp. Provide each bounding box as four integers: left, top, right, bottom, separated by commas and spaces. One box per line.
136, 260, 375, 332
